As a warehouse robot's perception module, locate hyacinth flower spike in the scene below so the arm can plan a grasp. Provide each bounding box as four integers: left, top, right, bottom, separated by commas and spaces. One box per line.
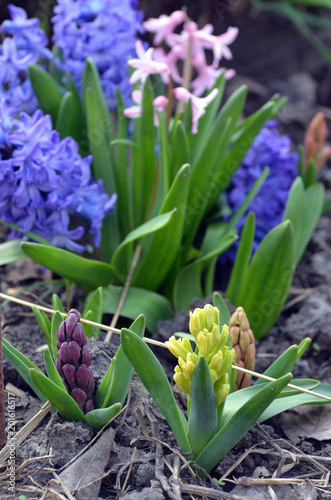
167, 304, 235, 409
229, 306, 256, 391
55, 309, 95, 414
304, 112, 331, 170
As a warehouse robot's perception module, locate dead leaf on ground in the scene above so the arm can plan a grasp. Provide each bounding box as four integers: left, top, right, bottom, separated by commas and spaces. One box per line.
281, 404, 331, 443
55, 427, 115, 500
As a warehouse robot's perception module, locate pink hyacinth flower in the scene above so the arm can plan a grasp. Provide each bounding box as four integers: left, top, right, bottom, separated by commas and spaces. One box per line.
193, 25, 239, 67
123, 89, 168, 125
143, 10, 187, 45
128, 40, 170, 85
154, 46, 185, 85
191, 51, 222, 96
123, 89, 142, 118
173, 87, 219, 134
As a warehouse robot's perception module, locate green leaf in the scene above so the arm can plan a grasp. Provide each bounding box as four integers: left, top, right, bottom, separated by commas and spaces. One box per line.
43, 348, 67, 391
236, 221, 295, 339
183, 117, 234, 251
0, 240, 26, 265
28, 65, 64, 125
282, 177, 305, 266
52, 294, 65, 313
255, 345, 298, 385
2, 339, 47, 403
152, 110, 170, 214
221, 378, 319, 420
111, 210, 177, 276
190, 73, 226, 162
170, 121, 190, 185
84, 403, 122, 433
132, 164, 191, 290
21, 242, 120, 291
296, 183, 324, 265
297, 338, 311, 359
55, 91, 85, 147
83, 57, 119, 259
101, 315, 146, 409
195, 373, 292, 473
193, 85, 247, 173
277, 378, 320, 398
50, 312, 63, 362
114, 87, 131, 235
83, 287, 103, 338
139, 78, 157, 220
226, 212, 255, 304
188, 357, 217, 457
173, 233, 237, 312
101, 286, 172, 334
212, 292, 231, 325
120, 329, 191, 454
254, 338, 311, 387
259, 381, 331, 423
95, 358, 116, 409
32, 306, 51, 347
30, 368, 85, 421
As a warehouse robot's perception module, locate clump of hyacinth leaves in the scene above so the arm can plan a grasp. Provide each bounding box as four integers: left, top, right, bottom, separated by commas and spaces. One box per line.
2, 292, 146, 433
121, 295, 331, 474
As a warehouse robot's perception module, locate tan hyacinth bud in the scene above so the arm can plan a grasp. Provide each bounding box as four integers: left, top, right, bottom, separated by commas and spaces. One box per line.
229, 307, 255, 391
304, 112, 331, 169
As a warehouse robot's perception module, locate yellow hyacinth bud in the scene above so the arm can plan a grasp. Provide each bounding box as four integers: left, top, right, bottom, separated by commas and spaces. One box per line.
208, 349, 223, 375
214, 373, 230, 406
165, 335, 193, 361
174, 366, 191, 395
178, 352, 198, 381
189, 310, 202, 340
189, 304, 220, 341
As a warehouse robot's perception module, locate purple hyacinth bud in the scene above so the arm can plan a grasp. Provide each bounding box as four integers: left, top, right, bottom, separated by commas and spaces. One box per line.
85, 399, 95, 413
62, 363, 77, 391
81, 345, 91, 366
76, 365, 95, 399
65, 311, 80, 340
57, 322, 66, 344
71, 388, 87, 411
58, 342, 70, 364
56, 356, 64, 377
67, 341, 81, 366
68, 309, 80, 321
72, 323, 87, 347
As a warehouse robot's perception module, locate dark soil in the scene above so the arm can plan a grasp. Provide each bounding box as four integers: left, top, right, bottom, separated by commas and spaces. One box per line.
1, 1, 331, 499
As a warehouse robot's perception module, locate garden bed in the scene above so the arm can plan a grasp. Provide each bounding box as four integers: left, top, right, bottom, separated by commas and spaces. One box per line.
1, 1, 331, 499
